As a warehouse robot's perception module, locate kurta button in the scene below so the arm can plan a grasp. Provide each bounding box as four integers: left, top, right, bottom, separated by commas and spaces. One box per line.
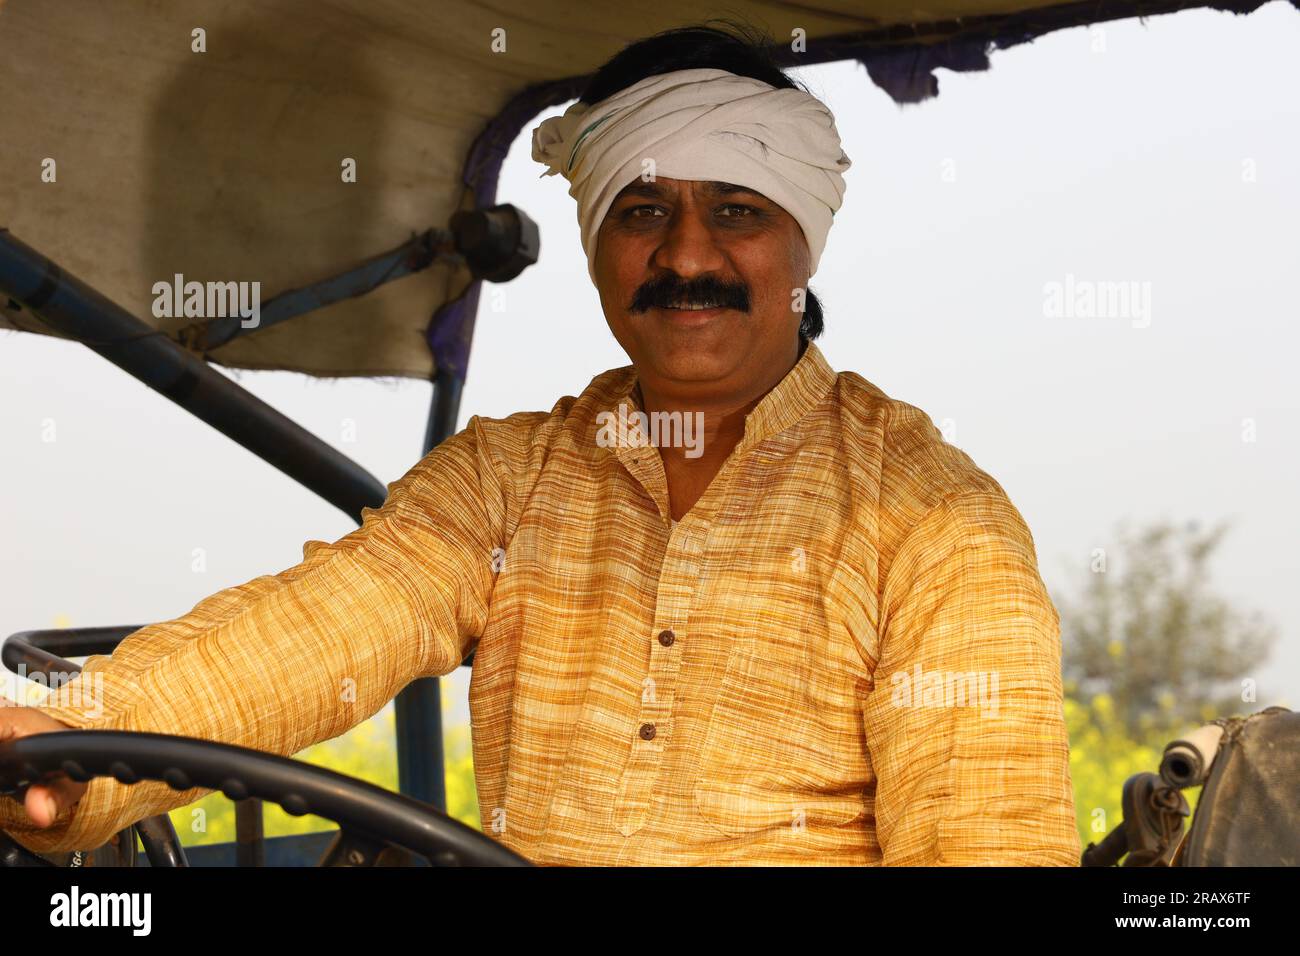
657, 629, 675, 647
639, 722, 656, 740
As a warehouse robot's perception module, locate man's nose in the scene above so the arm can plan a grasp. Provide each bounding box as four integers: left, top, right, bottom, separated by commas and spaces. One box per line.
651, 204, 725, 278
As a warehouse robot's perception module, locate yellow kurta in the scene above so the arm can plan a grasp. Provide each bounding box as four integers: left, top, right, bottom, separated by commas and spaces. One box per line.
2, 340, 1080, 864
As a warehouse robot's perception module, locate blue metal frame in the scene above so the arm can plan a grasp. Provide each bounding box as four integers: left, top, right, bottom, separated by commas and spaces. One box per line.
176, 229, 450, 353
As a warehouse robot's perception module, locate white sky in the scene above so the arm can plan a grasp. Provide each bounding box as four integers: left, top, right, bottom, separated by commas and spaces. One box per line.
2, 3, 1296, 734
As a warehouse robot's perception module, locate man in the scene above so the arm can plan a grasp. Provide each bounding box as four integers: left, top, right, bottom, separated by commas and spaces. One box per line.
0, 25, 1080, 865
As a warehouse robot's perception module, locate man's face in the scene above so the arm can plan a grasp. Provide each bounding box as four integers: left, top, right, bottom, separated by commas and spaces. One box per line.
593, 177, 810, 397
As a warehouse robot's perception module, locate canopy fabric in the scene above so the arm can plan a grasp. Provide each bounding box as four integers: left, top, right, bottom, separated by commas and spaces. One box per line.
0, 0, 1272, 378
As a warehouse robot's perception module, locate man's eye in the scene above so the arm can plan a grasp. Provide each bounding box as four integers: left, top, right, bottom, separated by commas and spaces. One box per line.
718, 203, 756, 218
626, 205, 664, 218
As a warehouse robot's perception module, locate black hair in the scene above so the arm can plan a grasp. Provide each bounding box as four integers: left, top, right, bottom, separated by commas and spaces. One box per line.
581, 20, 825, 341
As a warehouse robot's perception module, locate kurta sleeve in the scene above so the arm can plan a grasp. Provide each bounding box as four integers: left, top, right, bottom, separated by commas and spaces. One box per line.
0, 415, 509, 854
864, 491, 1081, 866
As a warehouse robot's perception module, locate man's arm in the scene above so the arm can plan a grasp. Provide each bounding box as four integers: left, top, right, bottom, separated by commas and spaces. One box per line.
863, 491, 1081, 866
0, 416, 508, 854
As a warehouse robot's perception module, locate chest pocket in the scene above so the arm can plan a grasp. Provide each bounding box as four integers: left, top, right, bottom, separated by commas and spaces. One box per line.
691, 634, 871, 838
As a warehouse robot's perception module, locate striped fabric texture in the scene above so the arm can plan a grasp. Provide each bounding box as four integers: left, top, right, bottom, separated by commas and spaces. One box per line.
3, 340, 1080, 865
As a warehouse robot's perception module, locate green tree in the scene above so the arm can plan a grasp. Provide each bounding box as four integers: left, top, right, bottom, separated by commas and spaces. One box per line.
1059, 518, 1275, 739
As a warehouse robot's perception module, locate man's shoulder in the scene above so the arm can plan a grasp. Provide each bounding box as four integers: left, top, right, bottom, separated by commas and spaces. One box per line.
833, 370, 1007, 504
462, 364, 635, 457
830, 370, 1026, 560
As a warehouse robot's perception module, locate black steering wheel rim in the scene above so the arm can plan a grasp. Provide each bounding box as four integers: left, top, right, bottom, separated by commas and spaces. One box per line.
0, 730, 531, 866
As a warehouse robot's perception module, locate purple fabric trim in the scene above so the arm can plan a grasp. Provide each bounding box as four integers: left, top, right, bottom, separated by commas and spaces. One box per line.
426, 77, 585, 381
862, 43, 993, 105
855, 0, 1290, 104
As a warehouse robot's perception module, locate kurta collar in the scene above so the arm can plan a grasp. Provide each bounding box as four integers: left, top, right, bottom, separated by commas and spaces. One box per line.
595, 338, 836, 460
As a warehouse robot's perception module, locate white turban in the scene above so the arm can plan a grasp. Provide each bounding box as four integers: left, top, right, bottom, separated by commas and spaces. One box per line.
531, 67, 851, 283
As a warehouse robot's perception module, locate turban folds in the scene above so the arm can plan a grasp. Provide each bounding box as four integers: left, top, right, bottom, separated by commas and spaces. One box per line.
530, 67, 851, 282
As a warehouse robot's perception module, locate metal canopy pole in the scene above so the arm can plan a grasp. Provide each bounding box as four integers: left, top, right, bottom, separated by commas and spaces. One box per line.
394, 367, 468, 811
387, 99, 544, 812
0, 229, 388, 523
0, 231, 384, 522
175, 229, 451, 353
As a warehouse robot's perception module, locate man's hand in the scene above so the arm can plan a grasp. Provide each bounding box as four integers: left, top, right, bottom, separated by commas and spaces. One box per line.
0, 696, 87, 829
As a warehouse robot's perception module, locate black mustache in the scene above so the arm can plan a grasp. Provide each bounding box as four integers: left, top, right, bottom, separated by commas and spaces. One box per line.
629, 274, 750, 314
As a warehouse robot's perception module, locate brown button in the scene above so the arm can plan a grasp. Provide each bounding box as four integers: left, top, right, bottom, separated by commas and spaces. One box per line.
639, 722, 656, 741
657, 629, 675, 647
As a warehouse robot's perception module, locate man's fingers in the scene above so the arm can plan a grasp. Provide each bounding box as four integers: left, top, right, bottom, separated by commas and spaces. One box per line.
1, 701, 87, 827
24, 775, 86, 828
25, 784, 61, 828
0, 694, 22, 735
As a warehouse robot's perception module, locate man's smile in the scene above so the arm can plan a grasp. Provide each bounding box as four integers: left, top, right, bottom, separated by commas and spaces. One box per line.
651, 304, 733, 327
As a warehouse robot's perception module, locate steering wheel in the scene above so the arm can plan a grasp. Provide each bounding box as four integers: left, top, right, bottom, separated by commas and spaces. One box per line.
0, 730, 531, 867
